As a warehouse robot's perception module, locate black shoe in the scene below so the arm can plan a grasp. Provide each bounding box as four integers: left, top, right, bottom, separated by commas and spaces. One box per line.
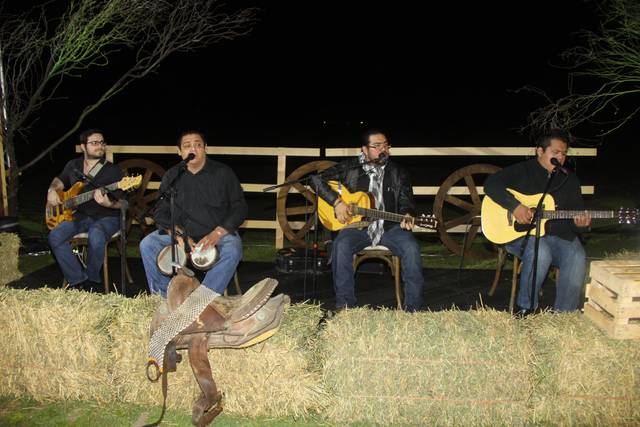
515, 307, 534, 318
78, 280, 101, 292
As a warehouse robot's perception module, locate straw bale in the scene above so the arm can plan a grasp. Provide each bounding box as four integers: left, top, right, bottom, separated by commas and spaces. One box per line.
320, 308, 534, 426
109, 297, 328, 418
0, 233, 22, 286
525, 312, 640, 426
0, 287, 119, 402
602, 250, 640, 261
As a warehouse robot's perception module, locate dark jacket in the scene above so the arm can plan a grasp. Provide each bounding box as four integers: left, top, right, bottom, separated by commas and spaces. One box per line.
484, 157, 587, 240
311, 157, 417, 231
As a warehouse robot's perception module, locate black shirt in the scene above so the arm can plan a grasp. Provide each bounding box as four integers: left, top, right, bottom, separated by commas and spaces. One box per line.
154, 158, 248, 241
57, 157, 124, 218
484, 158, 587, 240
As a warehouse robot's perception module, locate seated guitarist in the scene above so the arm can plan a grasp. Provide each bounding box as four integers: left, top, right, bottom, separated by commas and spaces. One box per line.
312, 129, 424, 312
46, 129, 124, 291
484, 128, 591, 314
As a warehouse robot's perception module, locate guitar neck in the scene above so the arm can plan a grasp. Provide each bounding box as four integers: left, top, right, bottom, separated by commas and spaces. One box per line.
354, 206, 406, 224
63, 182, 119, 209
543, 210, 615, 220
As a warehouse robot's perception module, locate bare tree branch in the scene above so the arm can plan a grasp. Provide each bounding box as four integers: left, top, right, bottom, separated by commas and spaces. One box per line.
520, 0, 640, 140
0, 0, 259, 213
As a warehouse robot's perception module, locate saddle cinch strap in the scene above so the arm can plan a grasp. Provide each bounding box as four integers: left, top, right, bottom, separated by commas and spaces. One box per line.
145, 272, 287, 427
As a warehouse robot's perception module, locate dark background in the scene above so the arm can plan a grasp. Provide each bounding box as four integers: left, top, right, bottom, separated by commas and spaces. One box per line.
9, 0, 639, 204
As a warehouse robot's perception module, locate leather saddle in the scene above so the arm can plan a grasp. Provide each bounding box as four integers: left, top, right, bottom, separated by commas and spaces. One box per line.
145, 269, 289, 427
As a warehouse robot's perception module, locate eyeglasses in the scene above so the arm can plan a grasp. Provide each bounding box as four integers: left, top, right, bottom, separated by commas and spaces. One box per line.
86, 140, 106, 146
367, 143, 390, 150
181, 142, 205, 150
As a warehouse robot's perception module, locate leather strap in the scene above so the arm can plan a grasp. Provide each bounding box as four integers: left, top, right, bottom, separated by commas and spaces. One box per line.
143, 342, 179, 427
189, 333, 223, 426
180, 304, 228, 335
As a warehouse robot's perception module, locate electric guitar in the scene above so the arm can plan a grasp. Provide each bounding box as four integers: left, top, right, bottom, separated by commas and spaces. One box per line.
45, 175, 142, 230
317, 181, 438, 231
481, 188, 638, 244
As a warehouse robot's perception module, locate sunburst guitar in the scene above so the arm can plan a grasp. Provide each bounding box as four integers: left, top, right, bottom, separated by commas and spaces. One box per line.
317, 181, 437, 231
481, 188, 639, 244
45, 175, 142, 230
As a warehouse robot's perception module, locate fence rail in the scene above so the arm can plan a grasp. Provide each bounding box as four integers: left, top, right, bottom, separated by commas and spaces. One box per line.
79, 145, 598, 248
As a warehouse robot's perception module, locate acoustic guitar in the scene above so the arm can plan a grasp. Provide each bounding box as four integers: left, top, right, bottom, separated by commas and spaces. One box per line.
481, 188, 639, 244
45, 175, 142, 230
317, 181, 437, 231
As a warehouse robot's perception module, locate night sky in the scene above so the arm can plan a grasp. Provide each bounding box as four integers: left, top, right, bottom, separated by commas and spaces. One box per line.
17, 1, 601, 144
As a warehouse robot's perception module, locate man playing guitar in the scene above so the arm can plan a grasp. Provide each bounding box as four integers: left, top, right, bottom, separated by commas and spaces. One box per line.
312, 129, 425, 312
484, 128, 591, 314
46, 129, 124, 291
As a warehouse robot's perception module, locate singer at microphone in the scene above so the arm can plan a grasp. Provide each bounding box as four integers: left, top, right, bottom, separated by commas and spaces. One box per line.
483, 128, 591, 315
550, 157, 569, 174
310, 129, 426, 312
139, 130, 248, 298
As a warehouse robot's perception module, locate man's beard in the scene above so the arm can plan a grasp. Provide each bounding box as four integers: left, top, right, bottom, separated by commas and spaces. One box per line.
86, 152, 104, 160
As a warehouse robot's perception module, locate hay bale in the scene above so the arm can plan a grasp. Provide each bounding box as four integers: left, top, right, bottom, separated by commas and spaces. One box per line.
108, 297, 328, 418
0, 233, 22, 286
320, 308, 533, 426
0, 288, 119, 402
525, 312, 640, 425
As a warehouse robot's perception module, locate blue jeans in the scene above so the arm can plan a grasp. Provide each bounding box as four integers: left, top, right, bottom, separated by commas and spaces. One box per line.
505, 235, 586, 312
331, 225, 425, 311
48, 216, 121, 286
139, 230, 243, 298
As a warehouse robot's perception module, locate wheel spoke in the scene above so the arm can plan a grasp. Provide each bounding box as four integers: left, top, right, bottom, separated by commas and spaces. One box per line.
286, 205, 315, 216
464, 175, 481, 206
444, 212, 477, 230
444, 194, 475, 212
463, 225, 480, 253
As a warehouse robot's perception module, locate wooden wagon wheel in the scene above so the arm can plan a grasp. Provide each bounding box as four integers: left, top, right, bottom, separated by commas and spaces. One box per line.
433, 163, 502, 257
276, 160, 337, 248
117, 159, 166, 238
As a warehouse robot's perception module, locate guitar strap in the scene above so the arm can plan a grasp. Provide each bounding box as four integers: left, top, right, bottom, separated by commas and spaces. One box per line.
86, 159, 105, 179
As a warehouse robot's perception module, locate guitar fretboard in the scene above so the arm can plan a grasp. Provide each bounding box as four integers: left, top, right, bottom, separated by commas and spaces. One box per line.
542, 210, 615, 220
63, 182, 119, 209
355, 206, 406, 223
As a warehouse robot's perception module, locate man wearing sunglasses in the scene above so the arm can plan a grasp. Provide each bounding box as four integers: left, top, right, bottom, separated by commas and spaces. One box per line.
312, 129, 425, 312
46, 128, 124, 291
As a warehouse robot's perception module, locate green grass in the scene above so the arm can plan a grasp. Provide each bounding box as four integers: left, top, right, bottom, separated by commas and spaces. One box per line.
0, 396, 329, 427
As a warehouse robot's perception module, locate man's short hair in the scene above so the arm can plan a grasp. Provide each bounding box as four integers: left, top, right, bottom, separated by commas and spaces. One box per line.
361, 128, 387, 147
177, 130, 207, 147
535, 128, 572, 150
79, 128, 103, 145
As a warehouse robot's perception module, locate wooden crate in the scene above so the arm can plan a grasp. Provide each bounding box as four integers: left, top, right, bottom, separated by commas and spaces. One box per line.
583, 260, 640, 339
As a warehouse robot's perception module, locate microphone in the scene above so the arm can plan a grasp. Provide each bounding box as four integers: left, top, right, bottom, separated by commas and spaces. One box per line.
550, 157, 569, 174
364, 153, 388, 166
181, 153, 196, 166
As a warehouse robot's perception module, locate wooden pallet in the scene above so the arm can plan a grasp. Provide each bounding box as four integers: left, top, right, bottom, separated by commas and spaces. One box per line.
583, 260, 640, 339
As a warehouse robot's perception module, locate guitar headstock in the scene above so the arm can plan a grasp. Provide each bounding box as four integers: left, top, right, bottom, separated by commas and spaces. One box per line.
118, 175, 142, 192
416, 213, 438, 230
618, 207, 639, 225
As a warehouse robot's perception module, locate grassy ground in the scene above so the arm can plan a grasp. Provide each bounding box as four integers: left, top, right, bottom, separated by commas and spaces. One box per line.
0, 396, 331, 427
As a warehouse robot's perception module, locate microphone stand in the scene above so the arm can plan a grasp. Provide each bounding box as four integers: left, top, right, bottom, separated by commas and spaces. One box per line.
74, 168, 129, 294
154, 163, 191, 277
519, 167, 559, 312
